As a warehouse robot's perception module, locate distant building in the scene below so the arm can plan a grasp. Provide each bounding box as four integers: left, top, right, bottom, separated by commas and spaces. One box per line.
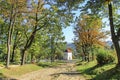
63, 48, 72, 60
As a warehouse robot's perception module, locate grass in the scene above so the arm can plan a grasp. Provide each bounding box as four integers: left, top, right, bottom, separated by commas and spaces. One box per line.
0, 62, 4, 67
76, 61, 120, 80
76, 61, 97, 79
0, 64, 42, 78
0, 60, 65, 79
76, 61, 97, 73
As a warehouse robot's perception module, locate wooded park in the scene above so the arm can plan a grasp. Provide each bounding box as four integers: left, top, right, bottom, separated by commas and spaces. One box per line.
0, 0, 120, 80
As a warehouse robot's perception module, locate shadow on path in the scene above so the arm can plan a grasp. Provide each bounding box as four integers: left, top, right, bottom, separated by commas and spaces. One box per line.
51, 71, 82, 76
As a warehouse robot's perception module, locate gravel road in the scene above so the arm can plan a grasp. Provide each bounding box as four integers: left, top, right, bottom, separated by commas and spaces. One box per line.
17, 62, 85, 80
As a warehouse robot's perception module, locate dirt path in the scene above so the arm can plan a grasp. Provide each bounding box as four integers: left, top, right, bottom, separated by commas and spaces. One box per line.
16, 62, 85, 80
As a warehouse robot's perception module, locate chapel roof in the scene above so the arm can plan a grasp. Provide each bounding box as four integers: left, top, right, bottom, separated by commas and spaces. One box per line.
65, 48, 72, 53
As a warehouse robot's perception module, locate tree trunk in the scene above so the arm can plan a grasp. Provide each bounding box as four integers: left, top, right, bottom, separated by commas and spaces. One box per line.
31, 53, 34, 63
108, 3, 120, 66
91, 46, 94, 61
6, 23, 14, 67
6, 11, 13, 68
21, 49, 26, 65
87, 52, 90, 62
20, 1, 45, 65
6, 2, 16, 68
20, 28, 37, 65
91, 52, 94, 61
82, 46, 87, 61
50, 48, 55, 63
11, 44, 16, 63
6, 40, 11, 68
11, 31, 18, 63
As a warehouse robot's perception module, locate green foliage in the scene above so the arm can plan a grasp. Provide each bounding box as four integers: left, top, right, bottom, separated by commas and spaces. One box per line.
74, 14, 106, 61
0, 0, 70, 66
0, 45, 7, 62
96, 49, 115, 65
0, 62, 4, 67
12, 49, 21, 64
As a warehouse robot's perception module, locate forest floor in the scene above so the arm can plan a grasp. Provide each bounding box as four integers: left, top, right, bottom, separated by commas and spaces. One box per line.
16, 61, 85, 80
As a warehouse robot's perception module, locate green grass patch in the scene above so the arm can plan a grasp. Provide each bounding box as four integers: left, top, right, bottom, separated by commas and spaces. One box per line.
0, 62, 4, 67
93, 66, 120, 80
0, 60, 65, 79
76, 61, 97, 73
0, 64, 42, 78
76, 61, 119, 80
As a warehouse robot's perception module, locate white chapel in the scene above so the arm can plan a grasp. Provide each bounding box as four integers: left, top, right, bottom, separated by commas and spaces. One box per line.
63, 48, 72, 60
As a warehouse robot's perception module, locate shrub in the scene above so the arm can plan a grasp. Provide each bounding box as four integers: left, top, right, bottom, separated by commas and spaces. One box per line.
96, 49, 115, 65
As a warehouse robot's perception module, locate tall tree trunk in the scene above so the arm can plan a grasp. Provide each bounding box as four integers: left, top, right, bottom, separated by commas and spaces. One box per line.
6, 4, 14, 68
21, 49, 26, 65
108, 3, 120, 66
20, 16, 37, 65
87, 52, 90, 62
11, 44, 16, 63
6, 37, 11, 68
91, 46, 94, 61
31, 54, 33, 63
82, 45, 87, 61
20, 1, 46, 65
6, 22, 15, 67
11, 31, 18, 63
91, 52, 94, 61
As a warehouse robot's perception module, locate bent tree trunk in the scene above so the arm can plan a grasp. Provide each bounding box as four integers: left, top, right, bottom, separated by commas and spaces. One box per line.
108, 3, 120, 66
20, 32, 35, 65
21, 49, 26, 65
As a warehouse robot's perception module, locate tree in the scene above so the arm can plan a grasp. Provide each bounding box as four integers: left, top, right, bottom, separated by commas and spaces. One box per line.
28, 29, 50, 63
0, 0, 27, 68
47, 7, 66, 62
0, 16, 7, 62
108, 1, 120, 66
56, 0, 120, 65
20, 0, 48, 65
74, 14, 106, 61
79, 0, 120, 65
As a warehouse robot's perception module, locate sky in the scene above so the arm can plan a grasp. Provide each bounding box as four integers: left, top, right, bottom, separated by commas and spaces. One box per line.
62, 26, 75, 43
62, 10, 80, 43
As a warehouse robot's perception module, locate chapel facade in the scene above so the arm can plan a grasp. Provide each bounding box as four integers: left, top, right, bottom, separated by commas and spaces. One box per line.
63, 48, 72, 60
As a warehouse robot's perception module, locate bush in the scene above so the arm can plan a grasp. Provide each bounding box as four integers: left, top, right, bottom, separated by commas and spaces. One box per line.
96, 49, 115, 65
